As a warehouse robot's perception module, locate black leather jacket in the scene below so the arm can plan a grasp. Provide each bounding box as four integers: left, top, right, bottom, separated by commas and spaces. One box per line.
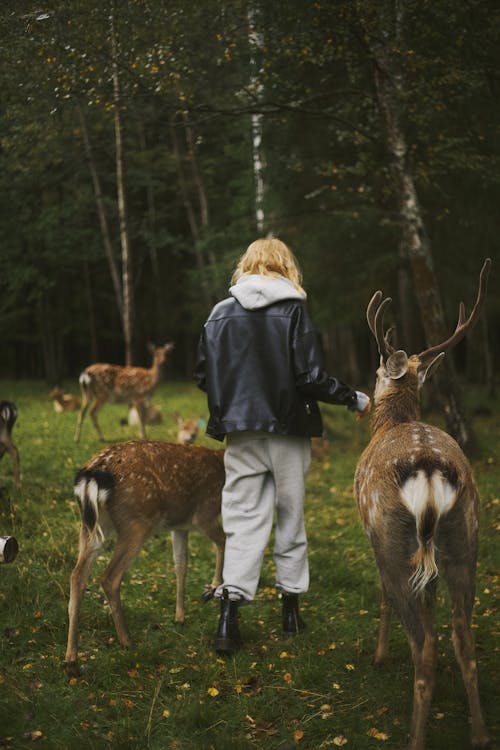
194, 294, 358, 441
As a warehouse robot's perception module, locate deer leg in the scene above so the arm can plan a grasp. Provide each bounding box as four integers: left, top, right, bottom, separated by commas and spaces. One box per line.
445, 566, 492, 749
64, 526, 103, 675
134, 400, 147, 439
100, 531, 148, 647
171, 530, 188, 624
89, 400, 106, 442
374, 581, 392, 665
406, 602, 437, 750
202, 519, 225, 593
4, 441, 20, 489
74, 391, 90, 442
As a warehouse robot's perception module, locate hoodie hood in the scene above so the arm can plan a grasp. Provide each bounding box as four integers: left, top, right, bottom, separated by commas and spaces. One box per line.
229, 274, 306, 310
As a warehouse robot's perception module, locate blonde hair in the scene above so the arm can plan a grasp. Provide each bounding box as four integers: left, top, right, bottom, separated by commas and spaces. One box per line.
231, 238, 305, 293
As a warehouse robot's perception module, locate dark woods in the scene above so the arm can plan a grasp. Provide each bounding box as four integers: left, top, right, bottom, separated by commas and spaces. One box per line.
1, 1, 498, 401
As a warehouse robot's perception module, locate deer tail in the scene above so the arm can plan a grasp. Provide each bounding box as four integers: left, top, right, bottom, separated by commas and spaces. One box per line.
78, 370, 92, 393
409, 500, 439, 595
0, 401, 18, 430
73, 469, 114, 545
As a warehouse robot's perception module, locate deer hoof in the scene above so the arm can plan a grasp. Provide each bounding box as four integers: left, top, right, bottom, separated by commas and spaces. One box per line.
63, 661, 81, 679
199, 587, 216, 604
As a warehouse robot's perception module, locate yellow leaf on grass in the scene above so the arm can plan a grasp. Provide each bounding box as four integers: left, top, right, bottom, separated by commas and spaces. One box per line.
162, 709, 170, 718
207, 687, 219, 698
293, 729, 304, 741
333, 736, 348, 746
367, 727, 389, 740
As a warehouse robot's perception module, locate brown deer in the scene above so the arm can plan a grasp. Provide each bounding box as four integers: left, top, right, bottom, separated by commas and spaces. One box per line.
74, 342, 174, 442
64, 440, 225, 677
50, 387, 81, 413
0, 401, 20, 489
122, 400, 163, 428
354, 259, 492, 750
175, 414, 204, 445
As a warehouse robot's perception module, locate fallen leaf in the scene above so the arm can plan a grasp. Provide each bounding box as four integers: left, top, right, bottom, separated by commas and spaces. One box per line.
207, 687, 219, 698
333, 736, 348, 746
294, 728, 304, 741
367, 727, 389, 740
27, 730, 43, 742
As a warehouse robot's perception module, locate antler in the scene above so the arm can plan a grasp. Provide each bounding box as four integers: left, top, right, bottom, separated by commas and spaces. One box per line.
418, 258, 491, 365
366, 291, 395, 361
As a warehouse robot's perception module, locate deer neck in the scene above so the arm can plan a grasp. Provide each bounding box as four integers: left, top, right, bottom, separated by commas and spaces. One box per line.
148, 354, 162, 386
371, 384, 421, 436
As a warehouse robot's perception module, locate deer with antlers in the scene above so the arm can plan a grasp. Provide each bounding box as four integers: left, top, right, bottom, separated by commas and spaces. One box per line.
0, 401, 20, 490
354, 260, 492, 750
64, 440, 225, 677
74, 342, 174, 442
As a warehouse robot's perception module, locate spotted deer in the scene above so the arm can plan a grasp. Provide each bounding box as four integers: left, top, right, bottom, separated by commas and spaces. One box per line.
175, 414, 203, 445
354, 259, 492, 750
74, 342, 173, 442
64, 440, 225, 676
0, 401, 20, 489
50, 387, 81, 413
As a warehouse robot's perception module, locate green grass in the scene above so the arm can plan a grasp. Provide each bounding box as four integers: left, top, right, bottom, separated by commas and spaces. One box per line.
0, 380, 498, 749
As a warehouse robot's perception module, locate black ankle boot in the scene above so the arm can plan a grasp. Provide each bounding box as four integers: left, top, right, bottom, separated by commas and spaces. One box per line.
281, 592, 306, 637
214, 588, 243, 655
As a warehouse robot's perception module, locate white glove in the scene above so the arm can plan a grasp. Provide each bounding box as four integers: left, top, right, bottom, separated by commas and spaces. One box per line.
354, 391, 371, 419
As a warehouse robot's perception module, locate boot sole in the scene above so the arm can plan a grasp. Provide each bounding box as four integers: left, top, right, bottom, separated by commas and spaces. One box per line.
214, 637, 242, 655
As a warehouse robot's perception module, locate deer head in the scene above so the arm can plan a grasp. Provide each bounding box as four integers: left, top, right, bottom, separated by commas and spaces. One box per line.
366, 259, 491, 407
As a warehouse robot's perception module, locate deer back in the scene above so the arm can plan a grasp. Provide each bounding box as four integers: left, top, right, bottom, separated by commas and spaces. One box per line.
75, 441, 224, 538
81, 343, 173, 403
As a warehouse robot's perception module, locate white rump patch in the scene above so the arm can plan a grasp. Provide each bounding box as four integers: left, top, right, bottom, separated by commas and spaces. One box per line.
74, 479, 86, 503
400, 470, 429, 517
431, 472, 457, 515
400, 469, 457, 518
79, 371, 91, 386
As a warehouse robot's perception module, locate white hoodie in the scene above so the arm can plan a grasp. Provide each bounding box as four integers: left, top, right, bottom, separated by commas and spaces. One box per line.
229, 274, 306, 310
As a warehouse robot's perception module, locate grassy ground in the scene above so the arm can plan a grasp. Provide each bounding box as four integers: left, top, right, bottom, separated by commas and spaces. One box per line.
0, 379, 498, 750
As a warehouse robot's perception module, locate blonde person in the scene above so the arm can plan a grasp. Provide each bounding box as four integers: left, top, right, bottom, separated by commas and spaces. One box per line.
194, 238, 370, 655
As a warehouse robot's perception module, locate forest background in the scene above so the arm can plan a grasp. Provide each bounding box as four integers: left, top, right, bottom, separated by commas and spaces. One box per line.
1, 0, 499, 434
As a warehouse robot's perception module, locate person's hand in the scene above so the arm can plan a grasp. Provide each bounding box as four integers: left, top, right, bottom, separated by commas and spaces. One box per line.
354, 391, 371, 420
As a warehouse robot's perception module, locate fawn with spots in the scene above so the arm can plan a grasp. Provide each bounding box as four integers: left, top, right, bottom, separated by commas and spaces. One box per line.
354, 260, 492, 750
64, 440, 225, 676
74, 342, 174, 442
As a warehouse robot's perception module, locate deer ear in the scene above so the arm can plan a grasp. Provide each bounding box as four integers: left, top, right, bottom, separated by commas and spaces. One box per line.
418, 352, 445, 387
385, 350, 409, 379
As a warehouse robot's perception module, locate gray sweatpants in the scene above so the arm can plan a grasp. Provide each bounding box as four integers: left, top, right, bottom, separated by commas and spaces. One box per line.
215, 431, 312, 602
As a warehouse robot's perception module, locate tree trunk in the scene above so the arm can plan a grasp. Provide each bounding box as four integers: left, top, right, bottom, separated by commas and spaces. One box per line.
248, 4, 266, 234
138, 120, 165, 331
77, 103, 124, 328
169, 113, 213, 310
111, 10, 134, 365
359, 0, 474, 448
83, 257, 99, 362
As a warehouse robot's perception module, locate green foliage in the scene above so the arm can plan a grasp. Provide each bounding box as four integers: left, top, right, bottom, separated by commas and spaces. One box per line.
0, 0, 499, 383
0, 381, 498, 749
